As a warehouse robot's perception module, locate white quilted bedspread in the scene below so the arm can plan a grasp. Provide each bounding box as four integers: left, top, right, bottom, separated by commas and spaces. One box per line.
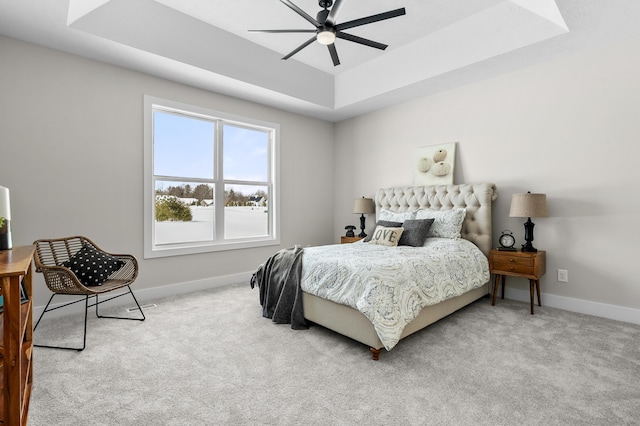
301, 238, 489, 350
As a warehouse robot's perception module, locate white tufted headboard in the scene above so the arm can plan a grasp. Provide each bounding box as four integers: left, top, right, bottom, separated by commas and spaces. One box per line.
375, 183, 498, 256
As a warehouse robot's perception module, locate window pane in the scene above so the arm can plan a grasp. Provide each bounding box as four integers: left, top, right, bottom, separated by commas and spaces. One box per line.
145, 96, 279, 258
222, 124, 269, 182
154, 111, 214, 179
154, 180, 214, 245
224, 184, 269, 239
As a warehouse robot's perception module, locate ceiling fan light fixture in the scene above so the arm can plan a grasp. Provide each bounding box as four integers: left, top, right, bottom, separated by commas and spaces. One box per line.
251, 1, 406, 66
317, 29, 336, 45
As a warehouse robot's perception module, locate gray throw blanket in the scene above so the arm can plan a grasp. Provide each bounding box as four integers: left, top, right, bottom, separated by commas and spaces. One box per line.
250, 245, 308, 330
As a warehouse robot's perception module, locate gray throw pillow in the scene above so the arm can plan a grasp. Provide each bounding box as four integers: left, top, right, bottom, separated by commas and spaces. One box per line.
398, 219, 435, 247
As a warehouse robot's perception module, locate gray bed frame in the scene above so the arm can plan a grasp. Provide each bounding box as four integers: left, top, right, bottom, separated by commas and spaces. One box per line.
302, 183, 498, 360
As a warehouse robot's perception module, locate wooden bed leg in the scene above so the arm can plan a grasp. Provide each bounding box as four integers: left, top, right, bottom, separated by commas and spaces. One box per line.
370, 347, 382, 361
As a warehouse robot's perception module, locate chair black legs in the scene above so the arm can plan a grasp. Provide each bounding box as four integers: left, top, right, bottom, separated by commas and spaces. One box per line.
33, 287, 145, 351
95, 286, 146, 322
34, 294, 89, 351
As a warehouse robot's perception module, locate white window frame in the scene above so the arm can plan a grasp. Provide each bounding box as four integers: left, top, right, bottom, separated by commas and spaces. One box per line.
143, 95, 280, 258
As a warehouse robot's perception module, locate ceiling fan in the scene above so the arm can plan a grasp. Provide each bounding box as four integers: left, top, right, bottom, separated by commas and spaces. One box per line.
249, 0, 406, 66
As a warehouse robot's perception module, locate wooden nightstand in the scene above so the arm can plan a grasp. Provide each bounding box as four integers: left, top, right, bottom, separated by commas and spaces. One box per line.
341, 236, 363, 244
489, 249, 546, 315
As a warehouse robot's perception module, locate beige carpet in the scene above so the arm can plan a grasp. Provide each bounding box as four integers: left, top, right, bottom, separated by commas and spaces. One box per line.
30, 283, 640, 425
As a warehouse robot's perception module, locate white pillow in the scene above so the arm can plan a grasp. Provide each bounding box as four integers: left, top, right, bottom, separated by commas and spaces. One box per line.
414, 208, 466, 239
378, 208, 416, 223
368, 226, 404, 247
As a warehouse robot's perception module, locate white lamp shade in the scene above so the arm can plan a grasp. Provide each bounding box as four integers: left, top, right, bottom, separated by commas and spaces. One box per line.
509, 193, 548, 218
353, 197, 375, 214
0, 186, 10, 220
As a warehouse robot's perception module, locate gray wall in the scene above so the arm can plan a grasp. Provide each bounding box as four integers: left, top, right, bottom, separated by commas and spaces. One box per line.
334, 36, 640, 322
0, 36, 335, 307
2, 33, 639, 324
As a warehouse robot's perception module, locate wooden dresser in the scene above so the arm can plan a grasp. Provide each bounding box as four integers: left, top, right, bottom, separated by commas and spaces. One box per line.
0, 246, 35, 425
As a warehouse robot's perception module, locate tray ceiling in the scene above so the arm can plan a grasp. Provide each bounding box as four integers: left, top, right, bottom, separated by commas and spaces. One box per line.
2, 0, 640, 121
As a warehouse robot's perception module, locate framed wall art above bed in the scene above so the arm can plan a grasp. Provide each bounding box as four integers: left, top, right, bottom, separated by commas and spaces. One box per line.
413, 142, 457, 186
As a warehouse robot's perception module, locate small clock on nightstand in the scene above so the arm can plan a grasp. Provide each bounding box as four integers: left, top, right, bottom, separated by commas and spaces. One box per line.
498, 230, 516, 251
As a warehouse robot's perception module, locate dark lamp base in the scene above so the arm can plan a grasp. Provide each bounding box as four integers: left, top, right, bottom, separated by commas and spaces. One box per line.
358, 214, 367, 238
521, 217, 537, 253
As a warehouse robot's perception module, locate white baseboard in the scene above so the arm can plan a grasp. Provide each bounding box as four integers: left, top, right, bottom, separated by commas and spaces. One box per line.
33, 271, 253, 321
502, 287, 640, 325
134, 271, 252, 302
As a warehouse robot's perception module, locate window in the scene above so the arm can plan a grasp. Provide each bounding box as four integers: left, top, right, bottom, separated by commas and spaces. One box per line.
144, 96, 279, 258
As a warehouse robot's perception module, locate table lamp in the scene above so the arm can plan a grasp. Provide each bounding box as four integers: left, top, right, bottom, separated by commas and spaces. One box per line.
353, 197, 375, 238
509, 191, 548, 252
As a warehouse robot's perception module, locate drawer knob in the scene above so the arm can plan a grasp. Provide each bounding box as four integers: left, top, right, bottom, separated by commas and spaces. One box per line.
509, 258, 515, 262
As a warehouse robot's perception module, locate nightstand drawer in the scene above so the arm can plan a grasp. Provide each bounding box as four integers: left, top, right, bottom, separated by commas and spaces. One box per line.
493, 258, 534, 275
490, 253, 535, 275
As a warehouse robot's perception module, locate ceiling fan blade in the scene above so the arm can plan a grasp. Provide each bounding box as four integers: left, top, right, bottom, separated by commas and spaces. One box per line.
328, 43, 340, 66
249, 29, 317, 34
325, 0, 345, 26
280, 0, 320, 27
336, 32, 387, 50
335, 7, 406, 31
282, 35, 317, 60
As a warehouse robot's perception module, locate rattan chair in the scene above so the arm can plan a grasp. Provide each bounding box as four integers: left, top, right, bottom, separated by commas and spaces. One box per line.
33, 236, 145, 351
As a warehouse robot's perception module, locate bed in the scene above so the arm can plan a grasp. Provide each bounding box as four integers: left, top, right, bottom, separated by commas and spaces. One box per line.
252, 183, 497, 360
302, 183, 497, 359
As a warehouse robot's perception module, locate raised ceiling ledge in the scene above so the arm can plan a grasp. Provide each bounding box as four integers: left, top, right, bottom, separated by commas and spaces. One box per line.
67, 0, 335, 108
335, 0, 569, 108
67, 0, 567, 111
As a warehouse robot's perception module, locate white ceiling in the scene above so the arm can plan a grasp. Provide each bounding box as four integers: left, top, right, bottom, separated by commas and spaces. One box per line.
1, 0, 640, 121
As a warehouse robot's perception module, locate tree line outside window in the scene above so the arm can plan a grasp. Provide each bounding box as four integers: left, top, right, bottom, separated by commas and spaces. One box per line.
155, 184, 268, 207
